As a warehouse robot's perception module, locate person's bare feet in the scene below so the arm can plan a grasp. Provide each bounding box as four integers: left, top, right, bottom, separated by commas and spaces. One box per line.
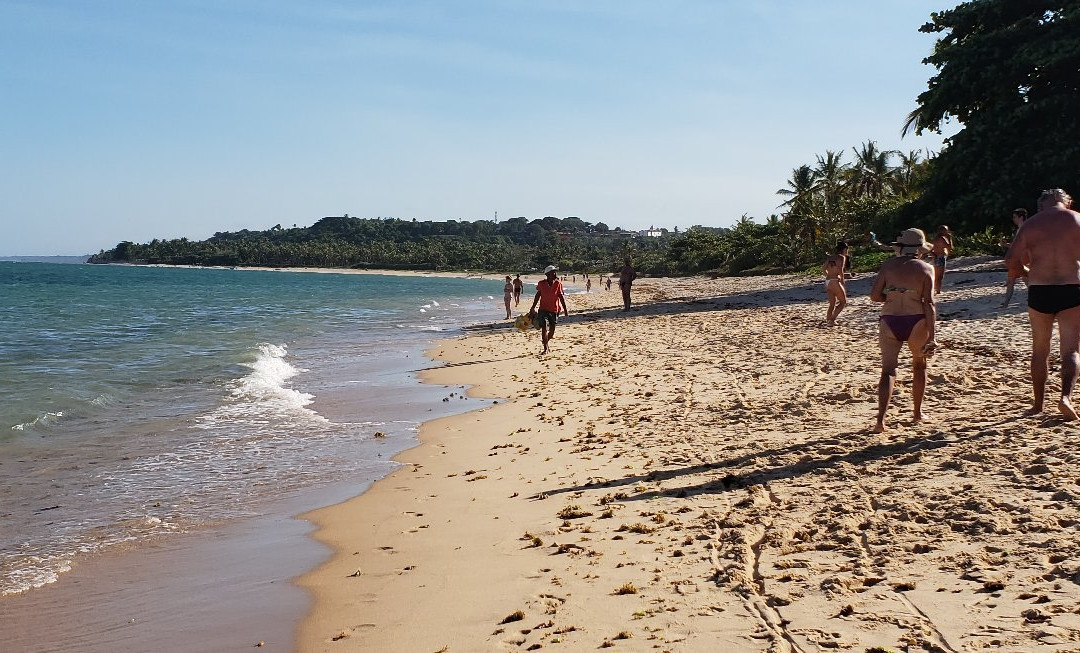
1025, 405, 1044, 417
1058, 397, 1079, 420
873, 420, 886, 433
912, 411, 928, 424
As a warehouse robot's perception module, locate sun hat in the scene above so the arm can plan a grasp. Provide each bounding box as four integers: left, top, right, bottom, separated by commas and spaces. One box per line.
891, 228, 928, 248
543, 265, 558, 274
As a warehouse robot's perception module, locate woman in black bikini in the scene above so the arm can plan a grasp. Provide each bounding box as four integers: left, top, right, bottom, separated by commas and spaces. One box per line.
823, 242, 849, 326
869, 228, 938, 433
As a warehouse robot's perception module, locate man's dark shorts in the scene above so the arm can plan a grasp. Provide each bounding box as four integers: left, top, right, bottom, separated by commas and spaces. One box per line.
537, 309, 558, 328
1028, 284, 1080, 315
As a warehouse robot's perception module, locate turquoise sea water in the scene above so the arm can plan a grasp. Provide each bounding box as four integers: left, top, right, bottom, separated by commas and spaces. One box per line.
0, 262, 503, 595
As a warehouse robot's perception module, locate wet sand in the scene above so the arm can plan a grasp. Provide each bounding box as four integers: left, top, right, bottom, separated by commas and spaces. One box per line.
0, 493, 325, 652
298, 259, 1080, 651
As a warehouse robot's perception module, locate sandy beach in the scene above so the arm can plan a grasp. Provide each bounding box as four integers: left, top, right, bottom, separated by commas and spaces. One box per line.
298, 259, 1080, 652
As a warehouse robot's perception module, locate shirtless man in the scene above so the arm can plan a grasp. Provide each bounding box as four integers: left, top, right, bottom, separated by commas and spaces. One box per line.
823, 241, 849, 326
513, 274, 524, 306
930, 225, 954, 294
1005, 188, 1080, 419
869, 229, 937, 433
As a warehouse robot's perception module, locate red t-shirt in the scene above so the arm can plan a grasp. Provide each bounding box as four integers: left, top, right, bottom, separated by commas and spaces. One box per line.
536, 278, 564, 313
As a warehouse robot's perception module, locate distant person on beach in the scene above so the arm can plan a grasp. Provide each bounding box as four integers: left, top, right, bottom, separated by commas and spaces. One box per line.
605, 277, 612, 291
586, 277, 592, 293
618, 259, 637, 310
869, 229, 937, 433
528, 265, 569, 354
1001, 208, 1029, 307
1005, 188, 1080, 420
823, 242, 849, 326
503, 275, 514, 319
513, 274, 523, 306
869, 232, 900, 252
930, 225, 954, 294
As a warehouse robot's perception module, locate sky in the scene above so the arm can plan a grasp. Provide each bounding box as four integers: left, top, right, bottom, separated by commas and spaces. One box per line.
0, 0, 959, 255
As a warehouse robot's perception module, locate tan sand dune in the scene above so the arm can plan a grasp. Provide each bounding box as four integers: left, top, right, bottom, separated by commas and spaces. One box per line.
298, 259, 1080, 652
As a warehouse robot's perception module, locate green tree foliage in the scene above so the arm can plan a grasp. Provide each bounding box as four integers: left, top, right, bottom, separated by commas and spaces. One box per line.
90, 133, 932, 278
904, 1, 1080, 230
90, 215, 661, 274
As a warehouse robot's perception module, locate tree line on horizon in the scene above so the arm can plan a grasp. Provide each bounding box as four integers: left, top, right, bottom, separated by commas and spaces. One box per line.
88, 215, 674, 274
92, 0, 1079, 278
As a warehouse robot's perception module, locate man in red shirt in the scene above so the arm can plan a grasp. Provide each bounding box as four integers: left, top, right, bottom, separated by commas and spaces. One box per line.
528, 265, 569, 354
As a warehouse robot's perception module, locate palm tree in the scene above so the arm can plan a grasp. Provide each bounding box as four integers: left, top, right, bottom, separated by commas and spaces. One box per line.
811, 150, 850, 237
849, 140, 898, 199
894, 149, 933, 198
777, 164, 820, 261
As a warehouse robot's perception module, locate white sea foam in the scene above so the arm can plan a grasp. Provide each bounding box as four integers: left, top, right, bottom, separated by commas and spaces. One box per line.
89, 394, 113, 407
199, 343, 326, 428
2, 556, 71, 596
431, 300, 440, 307
12, 411, 65, 431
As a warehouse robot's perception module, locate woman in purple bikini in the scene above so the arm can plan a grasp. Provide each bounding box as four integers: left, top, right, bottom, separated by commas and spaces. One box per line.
869, 228, 938, 433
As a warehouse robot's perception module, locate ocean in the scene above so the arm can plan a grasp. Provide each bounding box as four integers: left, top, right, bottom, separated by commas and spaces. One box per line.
0, 262, 504, 597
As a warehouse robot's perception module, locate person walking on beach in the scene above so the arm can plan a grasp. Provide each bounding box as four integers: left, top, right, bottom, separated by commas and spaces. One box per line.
586, 277, 592, 293
1002, 208, 1029, 307
930, 225, 954, 294
605, 277, 612, 291
528, 265, 569, 354
869, 229, 937, 433
1005, 188, 1080, 419
502, 275, 514, 319
513, 274, 523, 307
618, 259, 637, 310
823, 241, 849, 326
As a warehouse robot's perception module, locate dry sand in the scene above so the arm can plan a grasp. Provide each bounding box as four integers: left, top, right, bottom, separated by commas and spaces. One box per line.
298, 259, 1080, 652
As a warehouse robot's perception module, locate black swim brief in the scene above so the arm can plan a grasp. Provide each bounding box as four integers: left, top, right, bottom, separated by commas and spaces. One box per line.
1028, 284, 1080, 315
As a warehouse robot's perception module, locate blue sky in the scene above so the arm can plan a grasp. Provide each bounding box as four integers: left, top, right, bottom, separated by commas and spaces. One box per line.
1, 1, 956, 255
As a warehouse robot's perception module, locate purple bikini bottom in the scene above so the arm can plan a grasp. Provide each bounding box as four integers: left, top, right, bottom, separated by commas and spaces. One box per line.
881, 314, 925, 342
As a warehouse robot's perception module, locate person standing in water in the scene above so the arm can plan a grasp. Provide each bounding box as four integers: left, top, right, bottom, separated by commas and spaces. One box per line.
869, 229, 937, 433
823, 241, 849, 326
1005, 188, 1080, 420
502, 275, 514, 319
513, 274, 524, 307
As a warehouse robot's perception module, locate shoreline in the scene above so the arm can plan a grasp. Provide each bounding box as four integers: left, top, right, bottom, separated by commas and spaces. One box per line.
296, 260, 1080, 651
93, 261, 555, 281
0, 278, 501, 651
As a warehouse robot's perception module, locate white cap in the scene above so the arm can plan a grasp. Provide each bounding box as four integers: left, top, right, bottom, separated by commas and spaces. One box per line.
543, 265, 558, 274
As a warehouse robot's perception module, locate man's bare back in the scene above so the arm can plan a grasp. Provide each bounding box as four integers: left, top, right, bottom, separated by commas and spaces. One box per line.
1007, 205, 1080, 285
1005, 189, 1080, 420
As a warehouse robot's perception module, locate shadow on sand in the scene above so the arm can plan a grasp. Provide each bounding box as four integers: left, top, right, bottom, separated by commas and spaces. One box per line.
534, 416, 1023, 502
